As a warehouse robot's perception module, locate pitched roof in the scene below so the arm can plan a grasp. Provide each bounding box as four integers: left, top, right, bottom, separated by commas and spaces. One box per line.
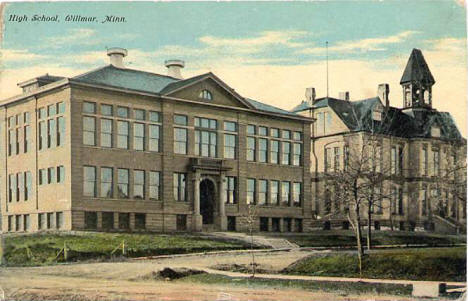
245, 98, 298, 116
400, 48, 435, 85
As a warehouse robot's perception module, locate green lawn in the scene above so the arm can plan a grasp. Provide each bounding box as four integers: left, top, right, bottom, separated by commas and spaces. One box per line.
267, 230, 466, 247
3, 232, 249, 266
282, 247, 466, 282
178, 273, 413, 296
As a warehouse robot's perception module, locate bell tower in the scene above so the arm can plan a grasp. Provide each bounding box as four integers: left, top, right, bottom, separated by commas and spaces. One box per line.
400, 49, 435, 109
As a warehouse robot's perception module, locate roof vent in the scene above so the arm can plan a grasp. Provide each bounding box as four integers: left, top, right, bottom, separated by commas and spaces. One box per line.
165, 59, 185, 79
107, 48, 127, 68
339, 91, 350, 101
305, 87, 316, 105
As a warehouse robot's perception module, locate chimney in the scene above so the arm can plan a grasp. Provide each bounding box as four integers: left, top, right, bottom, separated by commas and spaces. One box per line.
378, 83, 390, 108
339, 91, 350, 101
107, 47, 127, 68
165, 59, 185, 79
305, 87, 316, 105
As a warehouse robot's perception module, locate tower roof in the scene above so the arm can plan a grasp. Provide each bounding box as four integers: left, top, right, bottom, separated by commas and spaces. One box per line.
400, 48, 435, 85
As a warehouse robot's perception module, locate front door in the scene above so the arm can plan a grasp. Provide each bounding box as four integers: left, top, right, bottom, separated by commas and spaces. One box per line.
200, 179, 215, 224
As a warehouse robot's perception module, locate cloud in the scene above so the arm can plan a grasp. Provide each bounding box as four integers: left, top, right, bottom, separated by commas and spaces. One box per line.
45, 28, 98, 47
1, 49, 48, 63
299, 31, 419, 55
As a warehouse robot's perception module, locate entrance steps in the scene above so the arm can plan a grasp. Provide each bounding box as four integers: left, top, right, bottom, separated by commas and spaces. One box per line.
204, 232, 300, 250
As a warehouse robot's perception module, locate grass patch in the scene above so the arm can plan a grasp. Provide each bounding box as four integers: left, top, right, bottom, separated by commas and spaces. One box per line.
282, 247, 466, 282
267, 230, 466, 247
4, 232, 249, 266
178, 273, 412, 296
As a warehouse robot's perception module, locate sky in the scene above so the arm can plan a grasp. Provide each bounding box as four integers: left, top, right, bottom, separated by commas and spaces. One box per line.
1, 1, 466, 136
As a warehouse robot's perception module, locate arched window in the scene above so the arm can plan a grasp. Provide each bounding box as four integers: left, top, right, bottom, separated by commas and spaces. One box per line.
199, 90, 213, 101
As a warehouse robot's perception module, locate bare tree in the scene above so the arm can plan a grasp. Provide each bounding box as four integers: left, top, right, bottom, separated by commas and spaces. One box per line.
242, 203, 259, 277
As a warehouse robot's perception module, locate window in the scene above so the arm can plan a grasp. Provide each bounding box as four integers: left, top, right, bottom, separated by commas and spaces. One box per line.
83, 166, 96, 197
56, 102, 65, 114
24, 125, 30, 152
391, 187, 398, 214
258, 180, 267, 205
83, 102, 96, 114
39, 121, 46, 150
246, 137, 256, 161
133, 123, 145, 151
117, 169, 129, 198
282, 130, 291, 139
272, 218, 280, 232
224, 176, 237, 204
271, 128, 279, 138
293, 182, 302, 207
258, 138, 268, 163
270, 140, 279, 164
391, 146, 402, 175
117, 106, 129, 118
118, 213, 130, 230
24, 215, 30, 231
421, 185, 427, 216
56, 212, 63, 229
294, 219, 303, 232
247, 125, 255, 135
422, 147, 428, 176
344, 146, 349, 170
25, 172, 32, 200
247, 179, 256, 205
149, 125, 160, 152
398, 188, 404, 215
47, 167, 55, 184
134, 170, 145, 200
433, 149, 440, 176
282, 142, 291, 165
47, 213, 54, 229
24, 112, 30, 124
173, 173, 186, 201
100, 167, 113, 198
282, 181, 290, 206
83, 116, 96, 146
39, 169, 47, 186
224, 134, 236, 159
199, 90, 213, 100
284, 218, 292, 232
258, 126, 267, 136
260, 217, 269, 232
293, 143, 302, 166
38, 213, 46, 230
8, 129, 14, 156
15, 128, 20, 154
57, 116, 65, 147
174, 114, 187, 126
100, 119, 112, 148
324, 148, 332, 172
17, 173, 23, 202
38, 107, 46, 120
84, 212, 97, 229
48, 104, 56, 117
174, 128, 187, 154
102, 212, 114, 230
8, 216, 13, 232
334, 147, 341, 171
177, 215, 187, 231
117, 121, 129, 149
149, 111, 160, 122
101, 104, 113, 116
224, 121, 237, 132
135, 213, 146, 229
270, 180, 279, 205
149, 171, 160, 200
195, 130, 217, 157
57, 166, 65, 183
293, 131, 302, 141
15, 215, 21, 231
134, 109, 145, 120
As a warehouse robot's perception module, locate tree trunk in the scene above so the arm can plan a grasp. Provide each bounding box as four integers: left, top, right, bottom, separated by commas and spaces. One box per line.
367, 206, 372, 251
355, 203, 364, 276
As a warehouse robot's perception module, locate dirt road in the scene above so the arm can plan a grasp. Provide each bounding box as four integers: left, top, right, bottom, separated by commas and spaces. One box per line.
0, 250, 432, 301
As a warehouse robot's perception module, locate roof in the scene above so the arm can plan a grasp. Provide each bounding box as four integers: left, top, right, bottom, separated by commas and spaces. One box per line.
400, 48, 435, 85
245, 98, 298, 116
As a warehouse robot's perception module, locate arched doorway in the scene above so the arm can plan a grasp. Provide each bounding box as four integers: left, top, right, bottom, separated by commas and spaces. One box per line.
200, 179, 216, 224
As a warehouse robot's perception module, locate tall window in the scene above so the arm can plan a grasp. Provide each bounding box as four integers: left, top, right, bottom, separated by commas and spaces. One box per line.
47, 118, 56, 148
133, 123, 145, 151
344, 145, 349, 170
117, 121, 129, 149
334, 147, 341, 170
247, 137, 256, 161
174, 114, 188, 155
83, 166, 96, 197
258, 138, 268, 163
293, 143, 302, 166
24, 125, 30, 153
391, 146, 403, 175
39, 121, 47, 150
83, 117, 96, 146
282, 181, 290, 206
433, 149, 440, 176
258, 180, 267, 205
293, 182, 302, 207
57, 166, 65, 183
57, 116, 65, 147
224, 176, 237, 204
117, 169, 129, 198
149, 171, 160, 200
133, 170, 145, 199
17, 173, 23, 202
149, 125, 160, 152
224, 134, 236, 159
195, 117, 217, 157
270, 140, 279, 164
270, 180, 279, 205
25, 171, 32, 201
100, 119, 113, 148
422, 147, 428, 176
100, 167, 113, 198
8, 174, 15, 203
8, 129, 15, 155
47, 167, 55, 184
282, 142, 291, 165
391, 187, 398, 214
173, 173, 186, 201
39, 169, 47, 186
398, 188, 404, 215
246, 179, 256, 205
421, 185, 427, 216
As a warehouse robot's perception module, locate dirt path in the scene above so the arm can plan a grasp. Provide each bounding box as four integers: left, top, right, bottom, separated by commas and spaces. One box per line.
0, 250, 446, 301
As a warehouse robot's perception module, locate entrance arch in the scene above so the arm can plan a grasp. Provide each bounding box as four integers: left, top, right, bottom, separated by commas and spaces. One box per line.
200, 178, 216, 224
